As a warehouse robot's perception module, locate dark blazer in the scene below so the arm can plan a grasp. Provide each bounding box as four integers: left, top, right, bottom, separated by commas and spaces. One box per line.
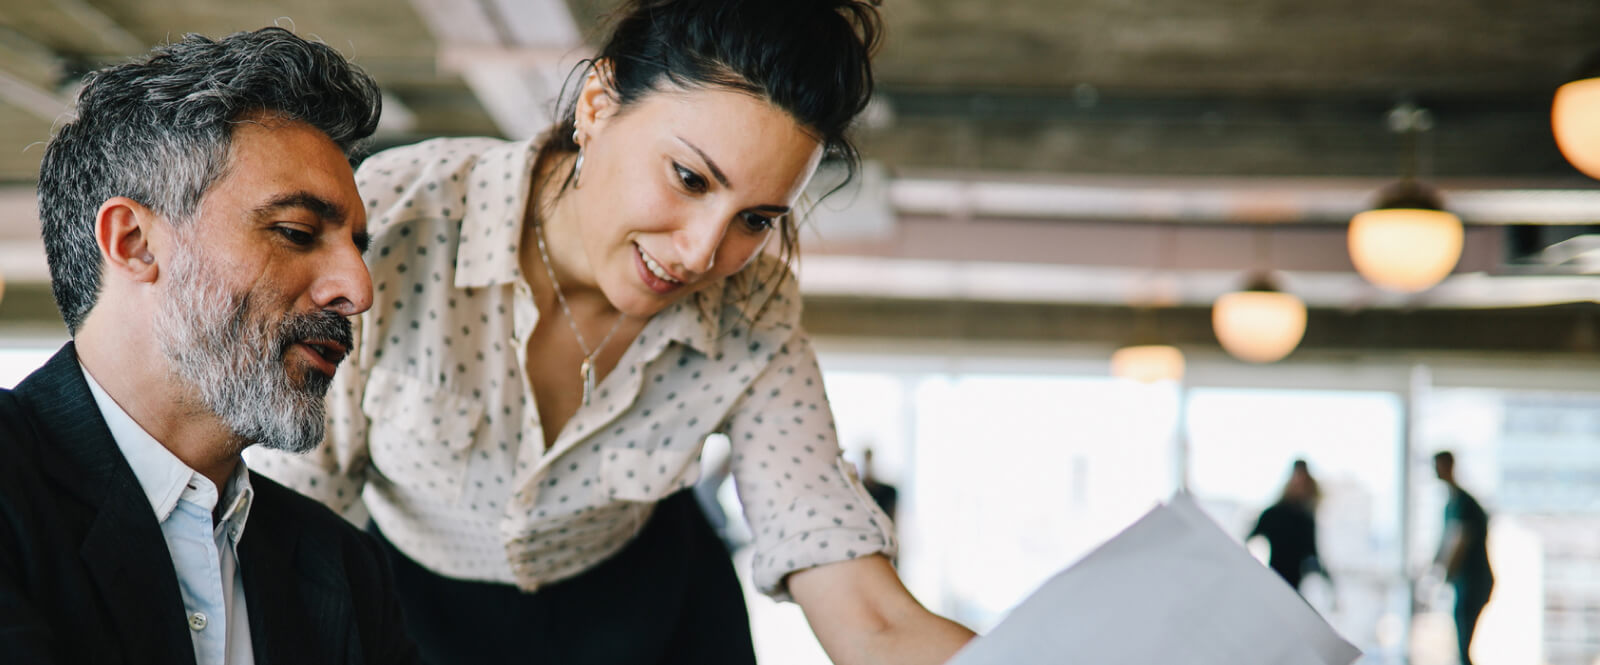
0, 343, 420, 665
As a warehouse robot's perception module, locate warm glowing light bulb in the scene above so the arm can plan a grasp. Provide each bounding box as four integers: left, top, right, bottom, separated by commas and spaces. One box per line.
1212, 290, 1307, 363
1553, 76, 1600, 180
1110, 344, 1185, 383
1347, 208, 1463, 293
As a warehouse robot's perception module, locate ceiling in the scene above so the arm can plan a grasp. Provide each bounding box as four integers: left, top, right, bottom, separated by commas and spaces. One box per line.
0, 0, 1597, 353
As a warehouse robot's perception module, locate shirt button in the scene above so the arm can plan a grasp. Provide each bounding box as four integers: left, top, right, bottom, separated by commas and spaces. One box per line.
189, 612, 208, 631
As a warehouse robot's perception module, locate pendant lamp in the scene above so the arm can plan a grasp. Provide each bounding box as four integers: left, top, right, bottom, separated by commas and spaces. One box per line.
1348, 104, 1463, 293
1112, 228, 1185, 383
1212, 273, 1306, 364
1347, 180, 1463, 293
1553, 52, 1600, 180
1111, 343, 1185, 383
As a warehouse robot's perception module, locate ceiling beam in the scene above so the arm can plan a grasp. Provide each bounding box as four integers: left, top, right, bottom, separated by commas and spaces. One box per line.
861, 90, 1585, 180
884, 174, 1600, 226
802, 295, 1600, 357
409, 0, 587, 139
50, 0, 144, 55
0, 68, 68, 123
0, 28, 70, 123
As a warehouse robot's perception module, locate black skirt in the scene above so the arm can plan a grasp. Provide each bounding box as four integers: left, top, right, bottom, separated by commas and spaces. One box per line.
371, 490, 758, 665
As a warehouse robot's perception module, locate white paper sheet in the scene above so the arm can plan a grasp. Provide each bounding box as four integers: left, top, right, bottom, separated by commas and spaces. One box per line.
945, 493, 1361, 665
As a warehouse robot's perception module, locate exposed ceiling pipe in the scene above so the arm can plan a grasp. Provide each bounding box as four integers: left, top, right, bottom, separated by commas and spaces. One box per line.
888, 175, 1600, 226
409, 0, 589, 140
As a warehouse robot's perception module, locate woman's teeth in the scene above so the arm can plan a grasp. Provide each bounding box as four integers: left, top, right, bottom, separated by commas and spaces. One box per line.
640, 248, 682, 284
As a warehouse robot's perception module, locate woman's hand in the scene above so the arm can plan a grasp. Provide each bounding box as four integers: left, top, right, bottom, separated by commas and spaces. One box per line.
788, 554, 976, 665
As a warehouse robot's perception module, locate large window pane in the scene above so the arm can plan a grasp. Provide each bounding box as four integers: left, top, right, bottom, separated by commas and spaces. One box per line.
1185, 388, 1405, 663
909, 374, 1179, 629
1415, 389, 1600, 665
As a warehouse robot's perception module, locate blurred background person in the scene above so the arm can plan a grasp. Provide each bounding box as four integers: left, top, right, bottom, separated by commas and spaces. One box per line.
1432, 450, 1494, 665
1248, 459, 1329, 593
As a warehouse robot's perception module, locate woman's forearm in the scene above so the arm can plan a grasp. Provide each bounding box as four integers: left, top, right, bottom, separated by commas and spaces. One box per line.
790, 555, 976, 665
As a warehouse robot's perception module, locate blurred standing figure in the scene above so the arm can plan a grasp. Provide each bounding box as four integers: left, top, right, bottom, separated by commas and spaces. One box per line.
1249, 459, 1327, 591
1433, 451, 1494, 665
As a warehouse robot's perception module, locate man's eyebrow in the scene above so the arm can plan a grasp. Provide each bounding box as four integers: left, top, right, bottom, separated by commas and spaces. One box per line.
676, 136, 729, 189
252, 191, 347, 223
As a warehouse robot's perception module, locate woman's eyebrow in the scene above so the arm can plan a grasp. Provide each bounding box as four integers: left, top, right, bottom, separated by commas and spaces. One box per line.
676, 136, 730, 188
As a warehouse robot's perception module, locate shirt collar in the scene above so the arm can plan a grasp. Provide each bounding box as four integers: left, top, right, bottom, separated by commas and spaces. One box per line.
80, 364, 254, 537
454, 137, 540, 289
661, 286, 725, 357
81, 364, 194, 521
215, 463, 254, 544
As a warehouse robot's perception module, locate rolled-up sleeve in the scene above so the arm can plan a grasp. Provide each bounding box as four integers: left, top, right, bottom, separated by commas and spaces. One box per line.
724, 330, 897, 601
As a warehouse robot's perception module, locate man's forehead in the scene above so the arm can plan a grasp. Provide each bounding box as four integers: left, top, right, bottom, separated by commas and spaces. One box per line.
206, 121, 362, 219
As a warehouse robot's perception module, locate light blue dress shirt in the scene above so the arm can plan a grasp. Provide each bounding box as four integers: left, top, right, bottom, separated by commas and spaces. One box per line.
82, 367, 256, 665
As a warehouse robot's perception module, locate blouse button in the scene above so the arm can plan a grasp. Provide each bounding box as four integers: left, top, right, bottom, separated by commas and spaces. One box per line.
189, 612, 208, 631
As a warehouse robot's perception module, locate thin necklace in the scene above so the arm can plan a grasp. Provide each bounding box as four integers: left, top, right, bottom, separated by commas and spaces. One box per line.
533, 221, 624, 406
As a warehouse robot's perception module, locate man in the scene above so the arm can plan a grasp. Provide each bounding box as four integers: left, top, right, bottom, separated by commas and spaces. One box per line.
0, 28, 418, 664
1433, 451, 1494, 665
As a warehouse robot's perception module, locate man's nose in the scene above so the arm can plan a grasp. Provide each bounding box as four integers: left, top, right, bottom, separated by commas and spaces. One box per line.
314, 240, 373, 317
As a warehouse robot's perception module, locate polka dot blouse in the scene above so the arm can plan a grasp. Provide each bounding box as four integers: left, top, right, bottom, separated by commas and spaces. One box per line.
247, 137, 895, 599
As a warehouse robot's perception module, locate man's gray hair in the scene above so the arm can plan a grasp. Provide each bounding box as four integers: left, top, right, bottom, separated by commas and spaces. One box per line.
37, 26, 382, 334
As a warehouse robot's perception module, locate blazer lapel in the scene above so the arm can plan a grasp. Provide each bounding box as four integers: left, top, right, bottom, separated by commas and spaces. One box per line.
16, 343, 195, 665
240, 483, 351, 664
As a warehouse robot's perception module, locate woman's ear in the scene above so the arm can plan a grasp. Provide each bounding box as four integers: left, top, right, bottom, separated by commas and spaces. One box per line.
574, 59, 621, 140
94, 196, 163, 284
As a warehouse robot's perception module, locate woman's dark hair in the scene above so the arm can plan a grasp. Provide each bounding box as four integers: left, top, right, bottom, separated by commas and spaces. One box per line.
536, 0, 883, 318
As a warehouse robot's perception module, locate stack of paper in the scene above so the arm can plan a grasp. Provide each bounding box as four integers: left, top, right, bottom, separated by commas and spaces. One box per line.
946, 493, 1361, 665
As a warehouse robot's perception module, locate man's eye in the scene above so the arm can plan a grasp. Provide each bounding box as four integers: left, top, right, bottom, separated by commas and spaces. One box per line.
277, 227, 314, 245
674, 163, 708, 193
740, 212, 775, 233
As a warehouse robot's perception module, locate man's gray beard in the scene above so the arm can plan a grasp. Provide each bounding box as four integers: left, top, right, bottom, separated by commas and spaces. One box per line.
154, 244, 338, 454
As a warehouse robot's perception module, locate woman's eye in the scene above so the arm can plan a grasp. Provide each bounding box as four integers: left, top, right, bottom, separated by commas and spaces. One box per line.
277, 227, 314, 246
740, 212, 775, 233
674, 163, 708, 193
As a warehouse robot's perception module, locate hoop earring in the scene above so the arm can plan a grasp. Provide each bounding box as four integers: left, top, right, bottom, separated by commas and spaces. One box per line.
571, 129, 585, 188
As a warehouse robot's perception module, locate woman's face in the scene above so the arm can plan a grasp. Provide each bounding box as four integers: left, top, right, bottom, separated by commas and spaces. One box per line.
567, 82, 824, 319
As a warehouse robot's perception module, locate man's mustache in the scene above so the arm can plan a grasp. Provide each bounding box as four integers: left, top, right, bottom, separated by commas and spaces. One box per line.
276, 310, 354, 362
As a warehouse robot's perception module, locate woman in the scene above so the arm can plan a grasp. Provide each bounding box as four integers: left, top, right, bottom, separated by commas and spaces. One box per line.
250, 1, 976, 663
1249, 459, 1329, 592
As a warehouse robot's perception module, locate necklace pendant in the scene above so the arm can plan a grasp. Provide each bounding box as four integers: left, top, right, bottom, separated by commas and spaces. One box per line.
580, 356, 596, 406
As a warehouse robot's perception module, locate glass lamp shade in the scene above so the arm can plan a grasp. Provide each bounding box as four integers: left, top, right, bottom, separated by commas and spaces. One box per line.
1211, 290, 1306, 363
1110, 344, 1185, 383
1553, 76, 1600, 180
1347, 208, 1463, 293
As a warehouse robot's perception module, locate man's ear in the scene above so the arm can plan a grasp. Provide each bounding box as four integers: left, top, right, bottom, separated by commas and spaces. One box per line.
94, 197, 163, 284
574, 59, 622, 140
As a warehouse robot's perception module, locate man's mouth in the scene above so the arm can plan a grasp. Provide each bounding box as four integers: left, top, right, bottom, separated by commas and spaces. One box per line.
292, 338, 349, 377
301, 339, 348, 365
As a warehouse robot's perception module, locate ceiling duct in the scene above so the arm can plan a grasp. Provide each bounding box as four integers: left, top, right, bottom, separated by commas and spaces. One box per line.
1503, 224, 1600, 275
